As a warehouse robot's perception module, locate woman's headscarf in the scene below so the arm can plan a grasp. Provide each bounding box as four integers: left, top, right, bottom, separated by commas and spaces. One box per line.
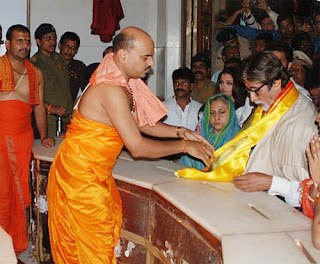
179, 93, 240, 170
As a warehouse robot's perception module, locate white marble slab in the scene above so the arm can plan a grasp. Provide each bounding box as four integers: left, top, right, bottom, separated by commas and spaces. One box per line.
153, 180, 311, 239
222, 232, 314, 264
32, 138, 64, 162
32, 139, 184, 190
287, 230, 320, 263
113, 154, 185, 190
32, 139, 320, 263
0, 226, 17, 264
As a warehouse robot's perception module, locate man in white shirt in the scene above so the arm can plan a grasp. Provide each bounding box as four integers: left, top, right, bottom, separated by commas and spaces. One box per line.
163, 68, 202, 131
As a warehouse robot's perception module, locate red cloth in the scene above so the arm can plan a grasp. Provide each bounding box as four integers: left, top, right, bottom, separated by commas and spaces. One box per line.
0, 100, 33, 252
91, 0, 124, 42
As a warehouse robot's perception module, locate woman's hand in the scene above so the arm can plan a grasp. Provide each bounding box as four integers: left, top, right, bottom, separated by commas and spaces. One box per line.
306, 135, 320, 186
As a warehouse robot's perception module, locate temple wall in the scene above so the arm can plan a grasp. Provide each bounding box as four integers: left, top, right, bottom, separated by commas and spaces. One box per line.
0, 0, 183, 99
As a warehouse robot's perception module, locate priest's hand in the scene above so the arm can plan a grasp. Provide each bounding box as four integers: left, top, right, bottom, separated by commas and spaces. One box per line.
179, 127, 215, 153
233, 172, 272, 192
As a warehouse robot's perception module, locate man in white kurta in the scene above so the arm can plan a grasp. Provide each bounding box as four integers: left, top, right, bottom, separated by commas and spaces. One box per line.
233, 52, 317, 207
244, 92, 317, 206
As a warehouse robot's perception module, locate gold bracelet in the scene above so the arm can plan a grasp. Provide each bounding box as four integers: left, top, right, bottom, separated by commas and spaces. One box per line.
176, 126, 181, 138
308, 191, 320, 203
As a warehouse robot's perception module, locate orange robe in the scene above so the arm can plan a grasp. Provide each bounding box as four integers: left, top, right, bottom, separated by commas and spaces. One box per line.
0, 100, 34, 252
47, 53, 167, 263
47, 110, 123, 263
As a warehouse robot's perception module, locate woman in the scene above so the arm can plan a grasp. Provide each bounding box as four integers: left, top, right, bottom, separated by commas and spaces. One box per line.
179, 93, 240, 170
302, 112, 320, 249
217, 67, 246, 109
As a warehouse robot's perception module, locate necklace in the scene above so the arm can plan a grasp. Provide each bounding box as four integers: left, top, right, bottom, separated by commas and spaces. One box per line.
123, 86, 135, 113
13, 68, 28, 75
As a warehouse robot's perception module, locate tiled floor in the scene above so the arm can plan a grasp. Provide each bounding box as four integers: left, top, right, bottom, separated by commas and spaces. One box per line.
18, 243, 37, 264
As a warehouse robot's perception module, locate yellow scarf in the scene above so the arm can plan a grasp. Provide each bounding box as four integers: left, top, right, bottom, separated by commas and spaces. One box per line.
176, 81, 299, 181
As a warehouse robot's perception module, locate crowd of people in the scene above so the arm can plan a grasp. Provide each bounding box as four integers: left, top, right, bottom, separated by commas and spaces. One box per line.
2, 1, 320, 262
163, 0, 320, 252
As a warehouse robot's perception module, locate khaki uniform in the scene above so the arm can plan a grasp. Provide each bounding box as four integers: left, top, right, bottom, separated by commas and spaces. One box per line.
31, 51, 73, 137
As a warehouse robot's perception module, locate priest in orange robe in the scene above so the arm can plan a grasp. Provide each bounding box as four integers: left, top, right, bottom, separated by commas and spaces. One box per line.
47, 26, 214, 263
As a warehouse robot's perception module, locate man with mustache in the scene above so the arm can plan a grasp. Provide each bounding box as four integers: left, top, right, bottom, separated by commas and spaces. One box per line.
163, 67, 202, 131
190, 52, 217, 104
59, 31, 87, 103
31, 23, 73, 137
0, 24, 54, 255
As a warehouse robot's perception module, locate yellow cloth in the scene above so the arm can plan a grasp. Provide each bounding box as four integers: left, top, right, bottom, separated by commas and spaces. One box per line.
176, 81, 299, 181
47, 110, 123, 263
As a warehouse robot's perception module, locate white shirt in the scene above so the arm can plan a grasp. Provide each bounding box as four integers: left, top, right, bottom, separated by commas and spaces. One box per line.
291, 77, 312, 101
163, 97, 202, 131
236, 97, 254, 127
211, 70, 221, 83
268, 176, 301, 207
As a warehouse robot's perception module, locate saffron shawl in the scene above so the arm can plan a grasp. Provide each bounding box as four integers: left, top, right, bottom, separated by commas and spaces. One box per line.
0, 53, 40, 105
90, 53, 168, 127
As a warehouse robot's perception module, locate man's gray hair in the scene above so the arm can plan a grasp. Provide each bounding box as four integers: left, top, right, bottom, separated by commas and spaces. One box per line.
241, 52, 290, 89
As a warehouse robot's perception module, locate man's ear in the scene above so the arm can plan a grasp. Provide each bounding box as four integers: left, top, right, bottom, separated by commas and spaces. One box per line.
58, 43, 61, 50
117, 48, 127, 63
36, 39, 41, 47
5, 40, 10, 51
190, 83, 194, 92
273, 79, 282, 91
288, 61, 293, 69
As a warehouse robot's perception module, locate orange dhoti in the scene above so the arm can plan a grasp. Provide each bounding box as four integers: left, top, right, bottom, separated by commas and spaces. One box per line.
47, 110, 123, 263
0, 100, 33, 252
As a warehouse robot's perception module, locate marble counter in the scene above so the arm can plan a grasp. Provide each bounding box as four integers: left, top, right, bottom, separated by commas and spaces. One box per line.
32, 139, 320, 263
0, 226, 17, 264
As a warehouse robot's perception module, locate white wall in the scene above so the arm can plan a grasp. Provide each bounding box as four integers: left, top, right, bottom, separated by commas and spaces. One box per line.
30, 0, 106, 64
2, 0, 182, 98
0, 0, 27, 56
29, 0, 183, 98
